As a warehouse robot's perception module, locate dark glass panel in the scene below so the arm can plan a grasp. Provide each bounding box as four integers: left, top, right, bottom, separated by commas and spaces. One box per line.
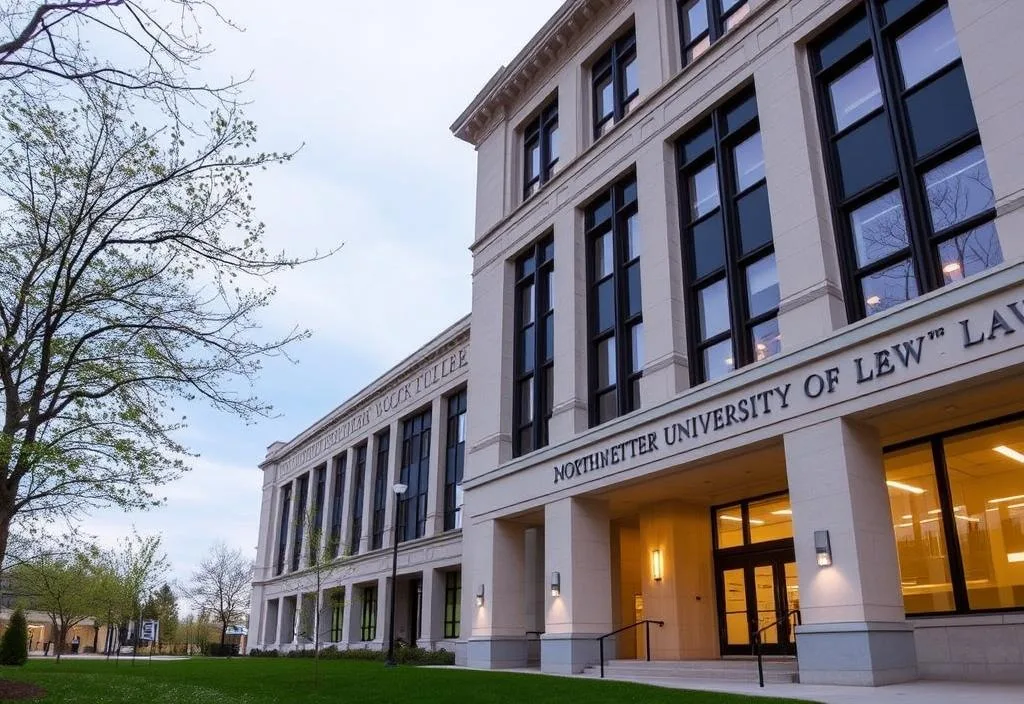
724, 92, 758, 134
736, 183, 773, 255
681, 0, 709, 43
597, 336, 617, 387
681, 124, 714, 164
698, 279, 730, 340
691, 212, 725, 279
623, 178, 638, 205
519, 378, 534, 422
543, 313, 554, 362
733, 131, 765, 191
626, 213, 640, 260
597, 75, 614, 120
883, 0, 924, 24
596, 278, 615, 332
626, 262, 642, 317
594, 231, 613, 279
836, 113, 897, 197
597, 390, 617, 424
906, 65, 977, 159
623, 55, 638, 97
591, 196, 613, 227
690, 162, 720, 219
816, 11, 871, 72
520, 283, 535, 324
521, 325, 535, 373
542, 238, 554, 262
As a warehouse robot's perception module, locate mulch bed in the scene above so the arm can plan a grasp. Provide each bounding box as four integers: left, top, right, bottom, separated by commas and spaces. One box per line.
0, 680, 46, 701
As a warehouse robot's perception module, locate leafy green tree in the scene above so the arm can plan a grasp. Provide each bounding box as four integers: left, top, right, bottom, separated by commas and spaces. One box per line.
142, 583, 179, 646
0, 82, 322, 567
0, 607, 28, 665
10, 546, 102, 662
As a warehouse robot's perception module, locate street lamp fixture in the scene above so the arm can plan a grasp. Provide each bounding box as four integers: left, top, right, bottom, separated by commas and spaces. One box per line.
385, 482, 408, 668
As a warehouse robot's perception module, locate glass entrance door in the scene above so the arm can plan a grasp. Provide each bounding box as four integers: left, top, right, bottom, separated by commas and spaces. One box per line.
716, 549, 799, 656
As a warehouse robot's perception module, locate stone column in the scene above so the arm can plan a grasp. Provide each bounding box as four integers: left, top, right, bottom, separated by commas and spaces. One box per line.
376, 575, 391, 649
784, 418, 916, 685
755, 41, 847, 348
635, 137, 689, 405
542, 497, 613, 674
382, 421, 401, 547
465, 518, 528, 668
550, 204, 588, 440
948, 0, 1024, 263
281, 479, 296, 574
253, 466, 278, 581
248, 586, 264, 651
343, 584, 361, 646
419, 568, 441, 649
425, 397, 447, 536
359, 436, 375, 555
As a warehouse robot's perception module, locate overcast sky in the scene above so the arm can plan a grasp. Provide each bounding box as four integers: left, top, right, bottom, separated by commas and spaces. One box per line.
83, 0, 564, 592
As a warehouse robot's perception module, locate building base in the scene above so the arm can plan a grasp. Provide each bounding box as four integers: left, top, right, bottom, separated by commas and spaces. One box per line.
540, 633, 603, 675
466, 637, 528, 669
796, 621, 917, 685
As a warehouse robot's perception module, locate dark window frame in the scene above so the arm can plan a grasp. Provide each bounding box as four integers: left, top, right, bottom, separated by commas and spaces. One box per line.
310, 464, 326, 562
349, 443, 368, 555
884, 411, 1024, 617
443, 389, 468, 531
443, 570, 462, 639
370, 430, 390, 551
811, 0, 997, 323
275, 483, 291, 576
329, 590, 344, 642
399, 407, 433, 542
360, 586, 377, 641
290, 473, 309, 572
585, 173, 643, 427
676, 87, 778, 385
677, 0, 750, 66
512, 235, 554, 456
523, 96, 559, 200
592, 28, 639, 140
328, 452, 347, 557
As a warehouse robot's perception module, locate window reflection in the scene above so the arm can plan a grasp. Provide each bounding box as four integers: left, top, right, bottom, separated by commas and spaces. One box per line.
923, 146, 994, 233
885, 445, 956, 614
716, 505, 744, 548
830, 57, 882, 131
896, 7, 960, 90
748, 495, 793, 543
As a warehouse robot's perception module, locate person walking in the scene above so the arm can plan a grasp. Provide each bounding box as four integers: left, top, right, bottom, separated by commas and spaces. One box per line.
71, 635, 80, 655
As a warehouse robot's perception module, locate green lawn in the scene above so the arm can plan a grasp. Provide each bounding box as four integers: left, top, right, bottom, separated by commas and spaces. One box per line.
0, 658, 817, 704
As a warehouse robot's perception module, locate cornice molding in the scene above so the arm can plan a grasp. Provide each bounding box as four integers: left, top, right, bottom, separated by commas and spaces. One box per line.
450, 0, 627, 145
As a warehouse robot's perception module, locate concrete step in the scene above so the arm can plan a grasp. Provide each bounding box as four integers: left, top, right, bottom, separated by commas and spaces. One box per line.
581, 658, 799, 684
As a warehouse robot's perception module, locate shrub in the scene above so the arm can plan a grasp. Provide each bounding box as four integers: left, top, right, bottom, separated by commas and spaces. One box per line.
0, 609, 29, 666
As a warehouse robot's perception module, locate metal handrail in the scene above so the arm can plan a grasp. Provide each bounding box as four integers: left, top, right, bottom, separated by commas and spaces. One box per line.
596, 619, 664, 678
752, 609, 801, 688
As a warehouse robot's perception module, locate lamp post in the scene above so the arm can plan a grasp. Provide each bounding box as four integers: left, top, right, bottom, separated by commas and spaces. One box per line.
385, 482, 408, 667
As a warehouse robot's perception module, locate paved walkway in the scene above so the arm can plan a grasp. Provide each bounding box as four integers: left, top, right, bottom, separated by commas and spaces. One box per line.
462, 667, 1024, 703
582, 673, 1024, 703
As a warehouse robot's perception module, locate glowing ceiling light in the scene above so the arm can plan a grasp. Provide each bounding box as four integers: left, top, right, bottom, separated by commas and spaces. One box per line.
866, 295, 881, 306
887, 480, 926, 495
771, 509, 792, 516
942, 262, 961, 274
987, 494, 1024, 504
1008, 552, 1024, 563
719, 514, 742, 522
994, 445, 1024, 464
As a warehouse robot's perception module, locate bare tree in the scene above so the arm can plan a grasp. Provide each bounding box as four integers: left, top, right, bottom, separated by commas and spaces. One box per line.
184, 542, 251, 647
0, 1, 241, 104
0, 83, 325, 565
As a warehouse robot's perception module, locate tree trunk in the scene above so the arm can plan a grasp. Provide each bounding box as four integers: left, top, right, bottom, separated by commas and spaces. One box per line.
0, 499, 14, 569
220, 624, 227, 646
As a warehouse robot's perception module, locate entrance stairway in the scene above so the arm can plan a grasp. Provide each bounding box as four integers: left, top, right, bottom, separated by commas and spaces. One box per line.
581, 658, 799, 684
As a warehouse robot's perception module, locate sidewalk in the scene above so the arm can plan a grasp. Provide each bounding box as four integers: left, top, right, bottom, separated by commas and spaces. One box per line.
589, 674, 1024, 703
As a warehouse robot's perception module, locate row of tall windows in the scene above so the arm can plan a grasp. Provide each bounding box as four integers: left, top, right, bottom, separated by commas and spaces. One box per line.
510, 0, 1002, 440
274, 389, 468, 573
521, 3, 755, 204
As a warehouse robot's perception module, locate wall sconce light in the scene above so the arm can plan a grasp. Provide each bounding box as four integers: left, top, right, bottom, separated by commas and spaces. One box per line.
550, 571, 561, 597
475, 583, 485, 606
814, 530, 832, 567
651, 549, 663, 582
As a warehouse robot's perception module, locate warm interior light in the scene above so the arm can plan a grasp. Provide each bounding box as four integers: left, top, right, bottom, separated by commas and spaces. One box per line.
651, 549, 663, 582
866, 295, 881, 306
770, 509, 792, 516
725, 357, 734, 366
756, 343, 767, 351
887, 480, 926, 495
942, 262, 962, 274
1008, 552, 1024, 564
954, 514, 981, 523
994, 445, 1024, 464
1007, 503, 1024, 510
719, 514, 743, 522
987, 494, 1024, 504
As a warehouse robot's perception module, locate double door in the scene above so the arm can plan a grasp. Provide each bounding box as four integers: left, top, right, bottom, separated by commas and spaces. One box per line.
716, 547, 799, 656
